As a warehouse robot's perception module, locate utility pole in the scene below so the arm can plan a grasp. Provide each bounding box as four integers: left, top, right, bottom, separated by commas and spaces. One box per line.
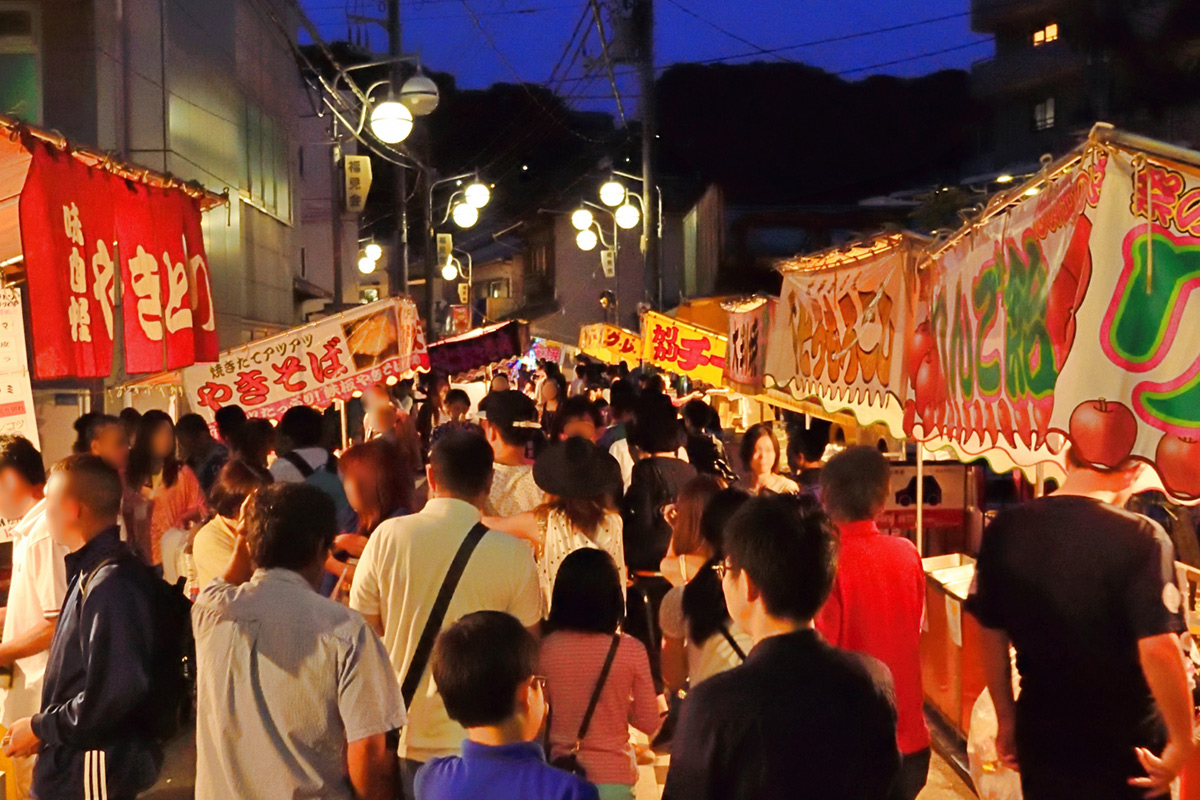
330, 122, 344, 307
424, 171, 437, 339
636, 0, 660, 308
387, 0, 409, 296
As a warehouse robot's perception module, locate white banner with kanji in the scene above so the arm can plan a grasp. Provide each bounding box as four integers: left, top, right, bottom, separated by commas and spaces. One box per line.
181, 298, 421, 422
0, 289, 39, 449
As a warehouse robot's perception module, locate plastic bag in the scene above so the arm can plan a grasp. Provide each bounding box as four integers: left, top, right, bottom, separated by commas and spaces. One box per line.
967, 688, 1023, 800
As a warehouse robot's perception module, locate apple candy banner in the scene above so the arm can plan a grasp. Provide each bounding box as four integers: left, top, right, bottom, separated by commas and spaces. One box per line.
180, 298, 420, 423
908, 142, 1200, 500
764, 237, 915, 433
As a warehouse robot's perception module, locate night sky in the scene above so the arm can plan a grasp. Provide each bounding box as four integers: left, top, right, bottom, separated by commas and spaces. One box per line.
299, 0, 993, 110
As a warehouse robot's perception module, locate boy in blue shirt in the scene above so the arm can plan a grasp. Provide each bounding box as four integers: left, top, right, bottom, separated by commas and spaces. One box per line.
415, 611, 599, 800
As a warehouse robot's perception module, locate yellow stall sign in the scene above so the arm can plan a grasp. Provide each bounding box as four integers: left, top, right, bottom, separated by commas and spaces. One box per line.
579, 323, 642, 367
641, 311, 728, 386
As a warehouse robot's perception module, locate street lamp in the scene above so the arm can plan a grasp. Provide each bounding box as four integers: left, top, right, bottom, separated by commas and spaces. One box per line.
599, 180, 626, 207
441, 257, 459, 281
364, 242, 383, 261
451, 202, 479, 228
369, 98, 414, 144
464, 181, 491, 209
614, 203, 640, 230
358, 255, 377, 274
571, 208, 594, 231
576, 228, 599, 251
400, 69, 440, 117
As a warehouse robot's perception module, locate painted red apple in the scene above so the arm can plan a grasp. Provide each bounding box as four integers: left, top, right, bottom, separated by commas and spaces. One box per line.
1046, 215, 1094, 370
1156, 434, 1200, 499
914, 356, 944, 420
1069, 399, 1138, 469
909, 322, 937, 378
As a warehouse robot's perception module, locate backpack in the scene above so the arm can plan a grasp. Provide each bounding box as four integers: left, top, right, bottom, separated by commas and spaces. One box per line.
84, 558, 194, 743
281, 451, 351, 519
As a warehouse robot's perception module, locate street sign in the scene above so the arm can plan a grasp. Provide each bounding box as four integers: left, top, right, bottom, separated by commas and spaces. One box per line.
450, 304, 471, 334
343, 156, 373, 213
457, 282, 470, 304
600, 249, 617, 278
436, 233, 454, 262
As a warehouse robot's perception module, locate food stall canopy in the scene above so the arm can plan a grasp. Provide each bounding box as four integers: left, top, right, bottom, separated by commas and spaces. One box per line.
641, 310, 727, 386
1, 115, 227, 379
907, 124, 1200, 501
428, 320, 528, 377
579, 323, 641, 367
176, 298, 422, 423
765, 232, 925, 437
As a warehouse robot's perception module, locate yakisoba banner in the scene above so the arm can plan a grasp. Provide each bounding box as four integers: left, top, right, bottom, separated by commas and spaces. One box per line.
907, 142, 1200, 500
764, 237, 916, 435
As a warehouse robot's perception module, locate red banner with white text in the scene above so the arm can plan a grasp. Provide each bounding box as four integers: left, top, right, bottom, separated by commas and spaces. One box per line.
18, 140, 216, 377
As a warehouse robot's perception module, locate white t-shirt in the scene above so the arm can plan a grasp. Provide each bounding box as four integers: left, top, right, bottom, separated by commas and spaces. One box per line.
269, 447, 332, 483
658, 585, 753, 688
539, 508, 625, 612
349, 497, 541, 762
2, 498, 68, 710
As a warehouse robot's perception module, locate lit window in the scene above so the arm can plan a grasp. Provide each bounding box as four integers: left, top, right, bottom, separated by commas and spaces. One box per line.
1035, 98, 1056, 131
1033, 22, 1058, 46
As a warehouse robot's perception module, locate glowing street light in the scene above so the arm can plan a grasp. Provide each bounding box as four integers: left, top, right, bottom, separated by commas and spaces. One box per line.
369, 100, 414, 144
441, 258, 459, 281
599, 180, 626, 207
464, 181, 491, 209
576, 229, 599, 251
357, 256, 377, 274
571, 208, 594, 231
614, 203, 640, 230
451, 202, 479, 228
364, 242, 383, 261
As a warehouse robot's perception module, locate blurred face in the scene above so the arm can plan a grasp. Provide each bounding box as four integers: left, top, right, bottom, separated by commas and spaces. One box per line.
44, 471, 80, 548
342, 472, 365, 514
491, 375, 509, 392
91, 425, 130, 472
518, 675, 549, 741
437, 381, 449, 401
560, 415, 597, 443
750, 434, 777, 477
721, 559, 753, 632
150, 422, 175, 460
447, 400, 470, 422
0, 467, 30, 519
541, 381, 558, 403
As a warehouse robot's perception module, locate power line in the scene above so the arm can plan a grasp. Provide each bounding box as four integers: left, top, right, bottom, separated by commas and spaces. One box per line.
663, 0, 792, 63
587, 0, 627, 126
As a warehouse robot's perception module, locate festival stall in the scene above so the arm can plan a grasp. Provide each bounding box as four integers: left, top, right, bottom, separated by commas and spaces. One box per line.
641, 309, 728, 387
426, 319, 528, 378
578, 323, 641, 367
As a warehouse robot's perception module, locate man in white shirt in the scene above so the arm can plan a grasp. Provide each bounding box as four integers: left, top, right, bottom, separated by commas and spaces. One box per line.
269, 405, 335, 483
0, 436, 67, 799
350, 428, 541, 797
193, 482, 402, 800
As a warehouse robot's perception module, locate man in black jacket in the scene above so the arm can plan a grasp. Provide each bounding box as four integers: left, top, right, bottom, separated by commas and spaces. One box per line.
3, 454, 161, 799
664, 494, 900, 800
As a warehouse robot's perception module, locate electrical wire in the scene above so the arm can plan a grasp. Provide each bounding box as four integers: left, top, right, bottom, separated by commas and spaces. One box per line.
586, 0, 627, 126
663, 0, 792, 63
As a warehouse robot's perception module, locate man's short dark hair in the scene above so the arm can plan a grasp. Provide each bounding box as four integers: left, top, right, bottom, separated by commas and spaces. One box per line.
0, 436, 45, 486
787, 425, 829, 465
175, 413, 211, 440
51, 454, 122, 519
214, 405, 247, 441
725, 494, 838, 622
550, 397, 601, 439
430, 428, 494, 498
433, 611, 538, 728
820, 446, 891, 521
608, 380, 636, 417
445, 388, 471, 409
243, 482, 336, 571
210, 459, 273, 519
631, 393, 681, 454
278, 405, 324, 448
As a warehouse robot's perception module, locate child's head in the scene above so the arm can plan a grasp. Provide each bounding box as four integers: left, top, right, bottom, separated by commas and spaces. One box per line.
445, 388, 472, 422
547, 548, 624, 634
432, 611, 545, 741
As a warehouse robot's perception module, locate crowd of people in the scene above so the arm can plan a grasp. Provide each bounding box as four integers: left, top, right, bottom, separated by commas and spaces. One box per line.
0, 356, 1189, 800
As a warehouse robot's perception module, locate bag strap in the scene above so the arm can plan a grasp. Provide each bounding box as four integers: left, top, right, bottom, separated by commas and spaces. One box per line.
400, 521, 489, 709
281, 451, 316, 479
573, 633, 622, 749
718, 622, 747, 662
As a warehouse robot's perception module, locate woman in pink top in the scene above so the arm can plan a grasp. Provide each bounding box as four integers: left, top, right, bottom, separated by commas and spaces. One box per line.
126, 410, 206, 567
540, 549, 661, 800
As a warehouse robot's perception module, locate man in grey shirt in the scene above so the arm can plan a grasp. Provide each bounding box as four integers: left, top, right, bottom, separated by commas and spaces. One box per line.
192, 483, 404, 800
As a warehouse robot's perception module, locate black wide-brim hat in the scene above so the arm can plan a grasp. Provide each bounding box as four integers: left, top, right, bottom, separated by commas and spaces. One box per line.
533, 436, 619, 499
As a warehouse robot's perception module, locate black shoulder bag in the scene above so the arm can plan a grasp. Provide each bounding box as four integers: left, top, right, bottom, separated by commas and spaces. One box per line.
718, 622, 747, 662
400, 522, 489, 709
549, 633, 622, 778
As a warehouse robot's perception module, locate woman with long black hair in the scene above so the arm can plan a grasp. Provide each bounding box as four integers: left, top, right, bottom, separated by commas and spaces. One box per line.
126, 409, 205, 568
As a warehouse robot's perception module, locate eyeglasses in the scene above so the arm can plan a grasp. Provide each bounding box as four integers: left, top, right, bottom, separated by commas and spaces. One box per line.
714, 560, 734, 581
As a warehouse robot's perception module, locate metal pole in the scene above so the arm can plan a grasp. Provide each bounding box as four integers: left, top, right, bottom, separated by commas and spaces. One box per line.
915, 442, 925, 557
637, 0, 660, 308
387, 0, 408, 296
330, 133, 344, 307
424, 168, 437, 340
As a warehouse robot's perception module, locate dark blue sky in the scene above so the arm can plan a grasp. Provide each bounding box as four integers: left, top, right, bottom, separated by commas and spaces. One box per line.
300, 0, 993, 110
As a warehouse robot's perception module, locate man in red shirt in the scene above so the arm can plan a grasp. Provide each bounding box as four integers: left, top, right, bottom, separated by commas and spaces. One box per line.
816, 446, 929, 800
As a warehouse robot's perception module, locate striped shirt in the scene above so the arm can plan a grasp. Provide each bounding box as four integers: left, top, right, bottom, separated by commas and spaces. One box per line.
539, 632, 660, 785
